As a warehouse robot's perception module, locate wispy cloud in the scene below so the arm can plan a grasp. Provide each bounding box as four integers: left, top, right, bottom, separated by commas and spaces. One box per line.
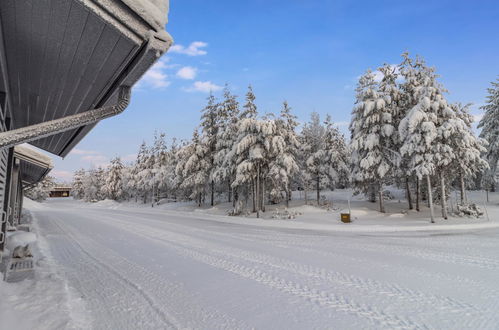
137, 59, 171, 89
81, 155, 109, 168
183, 81, 223, 93
176, 66, 197, 80
69, 148, 100, 156
51, 170, 74, 182
170, 41, 208, 56
122, 153, 138, 162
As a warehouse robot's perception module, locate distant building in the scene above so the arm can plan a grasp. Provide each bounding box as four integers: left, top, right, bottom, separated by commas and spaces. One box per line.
50, 187, 72, 198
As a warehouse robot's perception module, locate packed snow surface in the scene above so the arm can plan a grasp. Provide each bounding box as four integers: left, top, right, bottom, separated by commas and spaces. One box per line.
8, 197, 499, 329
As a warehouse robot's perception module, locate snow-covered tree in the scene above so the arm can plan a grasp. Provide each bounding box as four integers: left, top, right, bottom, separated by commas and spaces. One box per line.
82, 168, 103, 202
213, 85, 240, 204
449, 103, 489, 203
103, 157, 124, 200
398, 55, 444, 222
478, 77, 499, 192
135, 142, 152, 203
200, 93, 219, 206
177, 130, 210, 206
350, 68, 396, 212
71, 169, 86, 200
270, 101, 300, 207
301, 112, 325, 203
25, 176, 55, 202
233, 117, 279, 217
303, 113, 348, 205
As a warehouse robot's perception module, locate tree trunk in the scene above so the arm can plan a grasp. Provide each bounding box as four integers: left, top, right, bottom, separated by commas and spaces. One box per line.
316, 173, 320, 204
233, 188, 238, 208
285, 189, 290, 208
440, 174, 448, 220
460, 172, 465, 205
406, 176, 413, 210
228, 182, 232, 202
252, 179, 256, 212
304, 183, 308, 205
416, 178, 420, 212
211, 180, 214, 206
256, 167, 260, 218
262, 178, 266, 212
369, 184, 376, 203
379, 184, 385, 213
427, 175, 435, 223
486, 189, 489, 203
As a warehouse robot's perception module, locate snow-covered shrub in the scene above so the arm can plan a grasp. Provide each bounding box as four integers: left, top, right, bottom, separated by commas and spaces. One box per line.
382, 190, 394, 200
228, 200, 244, 216
455, 203, 484, 218
25, 176, 55, 202
271, 208, 301, 220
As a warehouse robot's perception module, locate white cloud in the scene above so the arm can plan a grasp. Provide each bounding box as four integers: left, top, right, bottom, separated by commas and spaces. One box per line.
51, 170, 74, 182
335, 121, 350, 127
138, 59, 171, 89
69, 148, 100, 155
473, 114, 484, 123
183, 81, 223, 93
170, 41, 208, 56
176, 66, 197, 80
122, 153, 138, 162
81, 155, 109, 168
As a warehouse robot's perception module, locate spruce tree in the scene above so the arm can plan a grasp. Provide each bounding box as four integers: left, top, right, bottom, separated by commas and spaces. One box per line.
478, 77, 499, 192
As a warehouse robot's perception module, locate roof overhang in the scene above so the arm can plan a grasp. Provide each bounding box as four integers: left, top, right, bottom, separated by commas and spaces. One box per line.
0, 0, 171, 157
14, 145, 53, 186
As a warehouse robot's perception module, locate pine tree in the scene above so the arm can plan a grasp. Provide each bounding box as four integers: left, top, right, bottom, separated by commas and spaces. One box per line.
271, 101, 300, 207
450, 103, 489, 204
398, 55, 442, 223
233, 118, 278, 217
213, 85, 240, 204
302, 112, 326, 204
71, 169, 86, 200
25, 176, 55, 202
135, 142, 152, 203
179, 129, 210, 206
200, 93, 219, 206
350, 68, 396, 212
478, 77, 499, 192
104, 157, 124, 200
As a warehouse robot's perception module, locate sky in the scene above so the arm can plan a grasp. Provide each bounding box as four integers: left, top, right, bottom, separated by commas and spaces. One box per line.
47, 0, 499, 182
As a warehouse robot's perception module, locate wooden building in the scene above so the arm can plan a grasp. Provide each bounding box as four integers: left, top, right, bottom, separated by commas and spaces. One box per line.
50, 187, 72, 198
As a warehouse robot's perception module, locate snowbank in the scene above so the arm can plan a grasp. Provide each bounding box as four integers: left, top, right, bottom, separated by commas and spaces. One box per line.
0, 208, 90, 330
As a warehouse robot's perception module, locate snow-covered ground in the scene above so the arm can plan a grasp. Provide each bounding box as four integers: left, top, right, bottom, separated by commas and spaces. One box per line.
3, 193, 499, 329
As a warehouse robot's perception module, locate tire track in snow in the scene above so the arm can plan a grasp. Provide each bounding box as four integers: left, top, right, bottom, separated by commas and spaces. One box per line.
90, 213, 427, 329
47, 216, 182, 329
48, 212, 249, 330
102, 214, 483, 322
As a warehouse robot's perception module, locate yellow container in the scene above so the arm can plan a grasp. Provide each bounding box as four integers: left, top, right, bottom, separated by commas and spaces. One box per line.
341, 213, 351, 223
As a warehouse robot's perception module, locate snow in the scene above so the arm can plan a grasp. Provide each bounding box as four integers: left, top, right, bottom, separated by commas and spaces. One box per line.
1, 193, 497, 329
0, 203, 89, 330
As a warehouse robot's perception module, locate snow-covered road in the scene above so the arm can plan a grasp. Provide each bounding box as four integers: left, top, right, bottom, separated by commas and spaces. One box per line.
30, 199, 499, 329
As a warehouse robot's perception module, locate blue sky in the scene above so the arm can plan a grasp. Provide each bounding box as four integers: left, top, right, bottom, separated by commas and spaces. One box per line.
49, 0, 499, 181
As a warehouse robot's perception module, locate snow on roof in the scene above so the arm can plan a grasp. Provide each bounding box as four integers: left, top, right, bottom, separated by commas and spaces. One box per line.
14, 145, 53, 169
121, 0, 169, 29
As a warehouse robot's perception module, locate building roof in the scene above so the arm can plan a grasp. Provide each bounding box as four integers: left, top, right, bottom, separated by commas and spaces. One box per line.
0, 0, 172, 157
14, 145, 53, 186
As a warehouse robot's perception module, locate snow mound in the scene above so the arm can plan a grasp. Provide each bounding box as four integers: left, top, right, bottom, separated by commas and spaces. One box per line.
93, 199, 121, 209
6, 231, 37, 252
22, 198, 46, 210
